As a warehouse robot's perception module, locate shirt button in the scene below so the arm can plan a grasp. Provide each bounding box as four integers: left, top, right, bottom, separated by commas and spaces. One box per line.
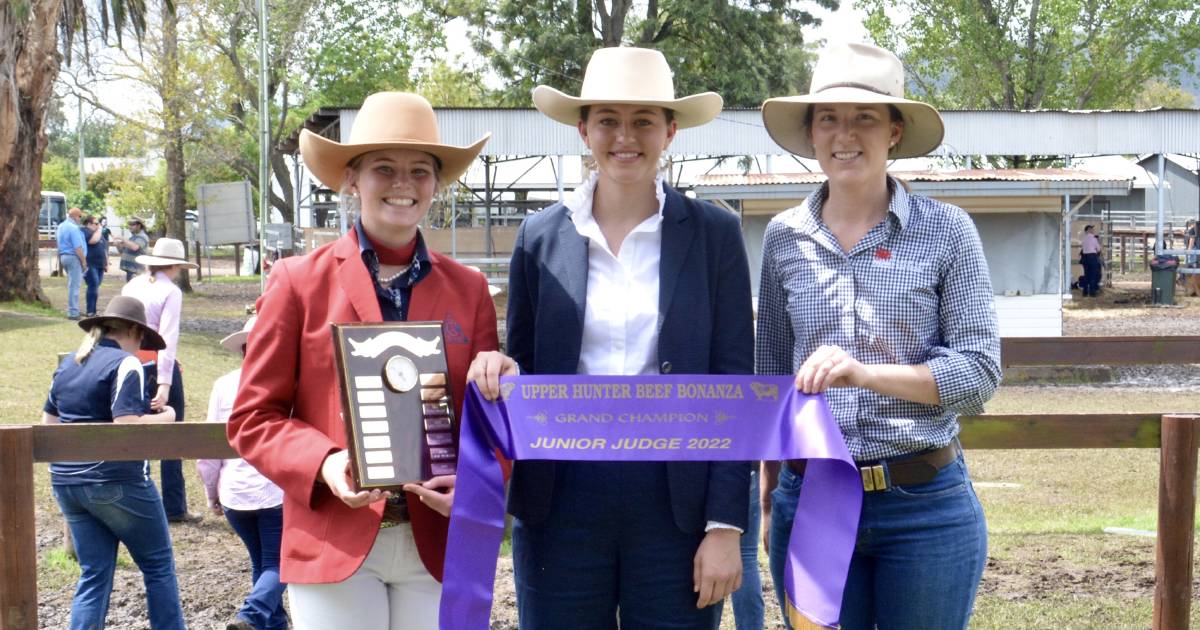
660, 361, 672, 374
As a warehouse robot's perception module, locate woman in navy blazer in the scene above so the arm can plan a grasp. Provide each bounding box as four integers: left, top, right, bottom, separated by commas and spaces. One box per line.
469, 47, 754, 629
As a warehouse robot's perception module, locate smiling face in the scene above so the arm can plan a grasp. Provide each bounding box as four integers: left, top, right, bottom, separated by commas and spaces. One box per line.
578, 104, 677, 189
808, 103, 903, 189
347, 148, 439, 245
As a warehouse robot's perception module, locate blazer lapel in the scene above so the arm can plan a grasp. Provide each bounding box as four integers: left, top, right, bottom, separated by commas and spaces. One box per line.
658, 188, 695, 331
555, 212, 589, 370
334, 232, 383, 323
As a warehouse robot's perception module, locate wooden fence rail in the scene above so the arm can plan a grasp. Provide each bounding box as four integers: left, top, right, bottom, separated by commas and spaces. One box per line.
2, 337, 1199, 629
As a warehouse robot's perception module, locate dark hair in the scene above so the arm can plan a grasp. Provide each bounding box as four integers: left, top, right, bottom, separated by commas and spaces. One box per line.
579, 105, 676, 124
802, 104, 904, 133
148, 265, 175, 276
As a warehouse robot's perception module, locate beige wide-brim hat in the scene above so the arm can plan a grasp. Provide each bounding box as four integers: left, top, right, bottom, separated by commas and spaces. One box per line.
300, 92, 490, 191
135, 237, 199, 269
79, 296, 167, 351
220, 315, 256, 353
761, 42, 944, 159
533, 47, 723, 129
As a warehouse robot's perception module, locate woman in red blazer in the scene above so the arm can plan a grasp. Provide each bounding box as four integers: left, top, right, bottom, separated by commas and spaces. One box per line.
228, 92, 495, 629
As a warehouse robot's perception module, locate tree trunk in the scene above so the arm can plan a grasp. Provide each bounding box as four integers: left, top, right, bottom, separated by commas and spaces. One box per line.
160, 0, 191, 291
0, 0, 63, 304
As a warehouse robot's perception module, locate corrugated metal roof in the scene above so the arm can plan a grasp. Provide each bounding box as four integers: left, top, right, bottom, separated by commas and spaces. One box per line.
696, 169, 1132, 187
693, 168, 1134, 201
282, 108, 1200, 157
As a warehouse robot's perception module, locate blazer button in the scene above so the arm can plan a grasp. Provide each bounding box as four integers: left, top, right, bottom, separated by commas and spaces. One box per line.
660, 361, 672, 374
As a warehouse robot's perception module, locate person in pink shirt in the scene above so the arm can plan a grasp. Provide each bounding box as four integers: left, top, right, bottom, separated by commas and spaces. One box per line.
199, 316, 288, 630
121, 237, 199, 521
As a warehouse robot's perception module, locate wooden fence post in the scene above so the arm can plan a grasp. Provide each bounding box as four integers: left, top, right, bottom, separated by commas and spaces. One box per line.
0, 426, 37, 629
1153, 414, 1200, 630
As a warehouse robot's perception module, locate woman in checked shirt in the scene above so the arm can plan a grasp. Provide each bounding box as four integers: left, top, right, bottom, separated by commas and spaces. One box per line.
756, 43, 1001, 629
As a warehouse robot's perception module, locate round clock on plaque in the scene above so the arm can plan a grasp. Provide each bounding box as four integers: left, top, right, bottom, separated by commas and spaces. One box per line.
383, 355, 419, 393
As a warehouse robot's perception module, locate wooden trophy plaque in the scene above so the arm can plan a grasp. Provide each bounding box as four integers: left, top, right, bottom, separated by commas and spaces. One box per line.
332, 321, 457, 491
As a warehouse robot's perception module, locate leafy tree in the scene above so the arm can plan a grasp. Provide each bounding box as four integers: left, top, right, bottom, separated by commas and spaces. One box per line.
0, 0, 157, 303
68, 189, 103, 213
41, 156, 80, 194
416, 58, 492, 106
1135, 79, 1196, 110
191, 0, 442, 224
426, 0, 836, 108
860, 0, 1200, 166
860, 0, 1200, 111
62, 0, 213, 290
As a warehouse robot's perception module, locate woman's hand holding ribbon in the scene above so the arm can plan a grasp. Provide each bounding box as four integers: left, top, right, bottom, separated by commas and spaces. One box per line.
467, 351, 519, 400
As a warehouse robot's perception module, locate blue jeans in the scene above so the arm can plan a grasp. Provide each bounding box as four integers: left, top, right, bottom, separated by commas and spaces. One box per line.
145, 361, 189, 517
730, 469, 764, 629
52, 479, 184, 629
225, 506, 288, 629
61, 254, 83, 317
768, 453, 987, 630
84, 264, 104, 315
513, 462, 720, 629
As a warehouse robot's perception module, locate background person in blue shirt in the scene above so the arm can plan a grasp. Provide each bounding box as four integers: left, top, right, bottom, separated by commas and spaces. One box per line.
56, 206, 88, 319
82, 214, 109, 317
43, 295, 185, 629
757, 43, 1000, 629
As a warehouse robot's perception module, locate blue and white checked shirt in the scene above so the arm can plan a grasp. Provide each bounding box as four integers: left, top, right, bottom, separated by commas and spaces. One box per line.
755, 179, 1001, 461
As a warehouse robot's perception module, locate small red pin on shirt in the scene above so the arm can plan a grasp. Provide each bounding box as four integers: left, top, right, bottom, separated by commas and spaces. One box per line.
875, 247, 892, 260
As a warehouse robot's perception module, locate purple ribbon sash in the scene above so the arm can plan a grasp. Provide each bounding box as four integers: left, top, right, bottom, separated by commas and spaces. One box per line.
441, 375, 861, 629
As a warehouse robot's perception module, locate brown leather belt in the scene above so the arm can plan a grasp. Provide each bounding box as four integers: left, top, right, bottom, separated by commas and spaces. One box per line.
787, 441, 960, 492
380, 495, 410, 528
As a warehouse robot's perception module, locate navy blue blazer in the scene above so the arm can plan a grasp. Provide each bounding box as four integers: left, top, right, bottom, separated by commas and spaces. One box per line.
505, 184, 754, 532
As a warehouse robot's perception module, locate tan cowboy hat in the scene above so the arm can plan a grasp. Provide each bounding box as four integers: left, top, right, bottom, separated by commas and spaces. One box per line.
300, 92, 490, 190
220, 315, 256, 353
134, 237, 199, 268
761, 42, 944, 159
79, 296, 167, 351
533, 47, 723, 129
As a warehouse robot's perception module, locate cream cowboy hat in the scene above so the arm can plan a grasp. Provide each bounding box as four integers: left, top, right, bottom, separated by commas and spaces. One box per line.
134, 237, 199, 269
79, 296, 167, 351
300, 92, 490, 190
533, 47, 723, 129
761, 42, 944, 159
220, 315, 256, 353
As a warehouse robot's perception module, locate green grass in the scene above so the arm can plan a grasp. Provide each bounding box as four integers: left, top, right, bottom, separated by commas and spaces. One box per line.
197, 274, 261, 284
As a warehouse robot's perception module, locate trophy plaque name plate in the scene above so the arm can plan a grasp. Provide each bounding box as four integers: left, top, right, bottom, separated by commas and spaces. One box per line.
332, 322, 458, 491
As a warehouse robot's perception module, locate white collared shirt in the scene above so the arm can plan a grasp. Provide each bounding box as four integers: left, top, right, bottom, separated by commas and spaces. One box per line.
564, 173, 741, 534
564, 172, 666, 377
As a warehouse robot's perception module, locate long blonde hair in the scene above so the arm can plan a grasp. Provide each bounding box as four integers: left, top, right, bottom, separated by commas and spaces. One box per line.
75, 321, 138, 364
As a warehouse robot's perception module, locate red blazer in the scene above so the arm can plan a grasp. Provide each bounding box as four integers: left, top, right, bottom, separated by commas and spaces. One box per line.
228, 229, 499, 584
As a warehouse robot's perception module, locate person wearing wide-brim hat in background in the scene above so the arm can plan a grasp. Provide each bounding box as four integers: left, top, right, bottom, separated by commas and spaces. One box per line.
121, 237, 202, 524
43, 296, 185, 629
468, 46, 754, 629
198, 316, 289, 630
227, 91, 498, 629
114, 216, 152, 281
756, 42, 1000, 629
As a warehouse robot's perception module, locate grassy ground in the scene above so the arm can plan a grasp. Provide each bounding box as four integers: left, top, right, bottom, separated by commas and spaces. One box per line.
7, 273, 1200, 628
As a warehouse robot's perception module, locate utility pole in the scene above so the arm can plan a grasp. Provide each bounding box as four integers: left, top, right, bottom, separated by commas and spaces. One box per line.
77, 98, 86, 192
257, 0, 270, 290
